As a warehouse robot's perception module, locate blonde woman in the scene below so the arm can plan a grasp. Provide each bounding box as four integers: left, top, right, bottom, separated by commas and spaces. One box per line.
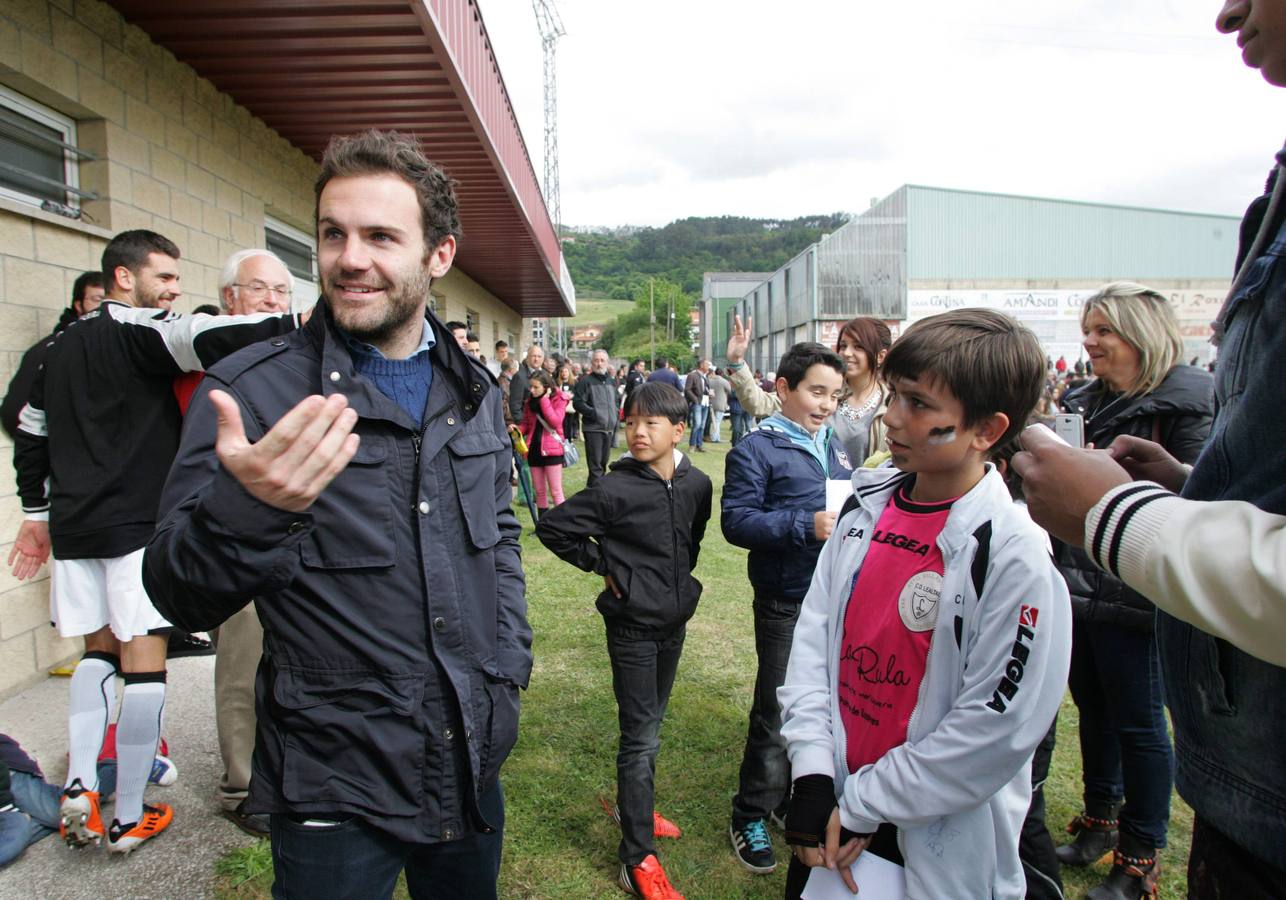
1051, 282, 1213, 897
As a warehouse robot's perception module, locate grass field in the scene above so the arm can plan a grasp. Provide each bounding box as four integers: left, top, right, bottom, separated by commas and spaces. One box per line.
565, 296, 634, 329
215, 429, 1192, 898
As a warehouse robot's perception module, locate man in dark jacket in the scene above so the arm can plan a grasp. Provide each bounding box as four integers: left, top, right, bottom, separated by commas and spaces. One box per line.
683, 359, 711, 453
574, 348, 620, 486
142, 131, 530, 900
508, 343, 544, 424
535, 382, 711, 898
1, 271, 102, 439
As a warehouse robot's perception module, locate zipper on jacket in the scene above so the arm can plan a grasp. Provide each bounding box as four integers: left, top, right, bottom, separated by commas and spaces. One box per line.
666, 479, 679, 617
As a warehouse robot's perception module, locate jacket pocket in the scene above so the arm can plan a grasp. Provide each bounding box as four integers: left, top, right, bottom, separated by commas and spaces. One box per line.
448, 431, 506, 550
1189, 632, 1237, 717
273, 667, 426, 814
301, 442, 396, 569
477, 667, 521, 791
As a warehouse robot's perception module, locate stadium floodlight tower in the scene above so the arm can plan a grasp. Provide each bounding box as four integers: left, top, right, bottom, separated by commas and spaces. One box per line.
531, 0, 565, 236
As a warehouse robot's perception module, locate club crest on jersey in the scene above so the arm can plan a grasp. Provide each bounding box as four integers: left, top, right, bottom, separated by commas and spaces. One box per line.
898, 571, 941, 633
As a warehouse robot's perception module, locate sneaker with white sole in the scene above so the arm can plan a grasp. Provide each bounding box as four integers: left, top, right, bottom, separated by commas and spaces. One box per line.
149, 754, 178, 787
619, 853, 684, 899
730, 819, 776, 873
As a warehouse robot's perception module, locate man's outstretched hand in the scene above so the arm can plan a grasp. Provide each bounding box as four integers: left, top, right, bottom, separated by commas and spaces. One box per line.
209, 389, 359, 513
9, 519, 50, 580
726, 314, 753, 365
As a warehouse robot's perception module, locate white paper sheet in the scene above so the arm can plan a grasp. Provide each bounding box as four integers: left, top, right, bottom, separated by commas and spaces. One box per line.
826, 479, 853, 513
801, 852, 906, 900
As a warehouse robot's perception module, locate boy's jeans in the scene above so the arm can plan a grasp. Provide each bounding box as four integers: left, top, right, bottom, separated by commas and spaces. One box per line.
732, 589, 801, 826
606, 622, 686, 866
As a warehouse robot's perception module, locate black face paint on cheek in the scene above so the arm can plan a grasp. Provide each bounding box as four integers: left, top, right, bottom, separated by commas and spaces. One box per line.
926, 426, 957, 445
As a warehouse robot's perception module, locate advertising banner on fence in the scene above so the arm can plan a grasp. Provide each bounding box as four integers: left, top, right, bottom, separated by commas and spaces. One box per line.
905, 288, 1223, 362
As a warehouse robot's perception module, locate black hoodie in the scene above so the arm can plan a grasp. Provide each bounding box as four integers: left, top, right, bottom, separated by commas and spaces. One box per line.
536, 451, 712, 634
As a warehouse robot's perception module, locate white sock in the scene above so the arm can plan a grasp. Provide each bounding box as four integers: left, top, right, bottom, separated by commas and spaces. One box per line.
114, 675, 166, 826
64, 653, 119, 792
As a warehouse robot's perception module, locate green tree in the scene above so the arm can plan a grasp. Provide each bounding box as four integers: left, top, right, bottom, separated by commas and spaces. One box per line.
601, 278, 696, 368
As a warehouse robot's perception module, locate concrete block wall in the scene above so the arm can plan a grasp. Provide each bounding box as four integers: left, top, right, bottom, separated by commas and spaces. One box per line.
0, 0, 524, 699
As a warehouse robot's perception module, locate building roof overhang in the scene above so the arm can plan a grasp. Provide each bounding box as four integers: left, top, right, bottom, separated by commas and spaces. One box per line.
109, 0, 574, 317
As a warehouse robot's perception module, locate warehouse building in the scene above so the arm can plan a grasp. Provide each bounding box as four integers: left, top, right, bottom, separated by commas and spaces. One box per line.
0, 0, 574, 696
724, 185, 1237, 373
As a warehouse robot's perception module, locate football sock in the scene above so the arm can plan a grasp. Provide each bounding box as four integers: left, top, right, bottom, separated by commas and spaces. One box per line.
114, 672, 166, 826
64, 651, 119, 792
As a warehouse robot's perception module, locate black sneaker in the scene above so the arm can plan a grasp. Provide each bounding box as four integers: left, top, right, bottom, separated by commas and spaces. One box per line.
730, 819, 776, 873
166, 632, 214, 659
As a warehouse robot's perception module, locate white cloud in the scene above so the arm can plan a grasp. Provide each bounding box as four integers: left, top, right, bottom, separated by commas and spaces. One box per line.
481, 0, 1284, 226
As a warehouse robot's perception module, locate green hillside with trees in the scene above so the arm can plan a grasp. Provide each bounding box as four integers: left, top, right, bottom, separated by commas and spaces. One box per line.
562, 214, 849, 299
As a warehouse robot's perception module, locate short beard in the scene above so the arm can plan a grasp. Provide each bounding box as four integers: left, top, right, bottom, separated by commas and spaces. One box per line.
326, 268, 430, 346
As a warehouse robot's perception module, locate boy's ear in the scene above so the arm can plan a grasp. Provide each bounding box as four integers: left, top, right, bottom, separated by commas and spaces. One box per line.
969, 412, 1010, 453
774, 376, 789, 399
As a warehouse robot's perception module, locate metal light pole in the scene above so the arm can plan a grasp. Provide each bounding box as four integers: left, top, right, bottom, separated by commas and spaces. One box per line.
649, 277, 656, 370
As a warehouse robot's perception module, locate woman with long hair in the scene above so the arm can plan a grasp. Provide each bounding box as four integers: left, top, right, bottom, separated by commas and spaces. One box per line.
556, 362, 579, 442
1052, 282, 1213, 898
519, 370, 569, 515
724, 315, 892, 465
830, 317, 891, 464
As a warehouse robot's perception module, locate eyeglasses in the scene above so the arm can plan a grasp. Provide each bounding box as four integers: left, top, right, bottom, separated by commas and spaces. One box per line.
233, 281, 292, 298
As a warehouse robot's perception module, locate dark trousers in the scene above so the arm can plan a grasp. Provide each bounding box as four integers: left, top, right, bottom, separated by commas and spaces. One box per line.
732, 589, 801, 826
1020, 721, 1064, 900
1067, 616, 1173, 848
730, 410, 754, 445
269, 781, 504, 900
606, 623, 686, 866
584, 430, 613, 486
1187, 815, 1286, 899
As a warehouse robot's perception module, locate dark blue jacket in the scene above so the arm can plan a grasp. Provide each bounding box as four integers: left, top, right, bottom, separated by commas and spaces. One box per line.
721, 423, 854, 600
144, 304, 530, 846
1162, 155, 1286, 867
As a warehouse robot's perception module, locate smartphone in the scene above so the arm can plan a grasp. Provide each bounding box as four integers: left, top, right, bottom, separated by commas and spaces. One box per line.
1053, 413, 1084, 448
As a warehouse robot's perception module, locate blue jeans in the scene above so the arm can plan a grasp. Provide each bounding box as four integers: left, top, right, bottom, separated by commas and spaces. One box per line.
1067, 616, 1173, 848
688, 404, 707, 449
0, 763, 117, 866
606, 623, 685, 865
732, 590, 801, 826
269, 781, 504, 900
731, 410, 754, 445
708, 409, 726, 441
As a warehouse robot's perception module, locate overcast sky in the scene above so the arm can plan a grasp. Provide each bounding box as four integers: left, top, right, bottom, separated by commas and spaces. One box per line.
480, 0, 1284, 228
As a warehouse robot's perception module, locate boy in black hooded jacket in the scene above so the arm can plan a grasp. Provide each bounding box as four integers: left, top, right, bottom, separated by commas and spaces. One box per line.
537, 382, 712, 900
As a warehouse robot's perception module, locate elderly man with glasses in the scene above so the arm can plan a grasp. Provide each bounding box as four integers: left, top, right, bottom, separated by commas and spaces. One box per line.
208, 247, 295, 836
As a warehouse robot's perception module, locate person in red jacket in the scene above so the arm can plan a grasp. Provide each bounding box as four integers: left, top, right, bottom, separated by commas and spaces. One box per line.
520, 370, 569, 515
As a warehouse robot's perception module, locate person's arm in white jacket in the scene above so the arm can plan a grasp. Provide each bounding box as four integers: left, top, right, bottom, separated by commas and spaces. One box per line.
1085, 483, 1286, 667
834, 532, 1072, 833
729, 364, 780, 417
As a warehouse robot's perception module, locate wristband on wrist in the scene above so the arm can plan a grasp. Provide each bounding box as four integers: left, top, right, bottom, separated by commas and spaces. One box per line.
785, 774, 836, 847
726, 359, 745, 370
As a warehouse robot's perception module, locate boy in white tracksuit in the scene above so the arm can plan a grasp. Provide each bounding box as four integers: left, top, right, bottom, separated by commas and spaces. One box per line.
778, 309, 1072, 900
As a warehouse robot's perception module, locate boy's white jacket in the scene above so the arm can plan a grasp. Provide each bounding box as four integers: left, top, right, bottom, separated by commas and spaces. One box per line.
779, 465, 1072, 900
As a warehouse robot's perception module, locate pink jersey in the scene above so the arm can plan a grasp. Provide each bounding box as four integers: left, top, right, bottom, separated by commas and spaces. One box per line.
839, 485, 954, 773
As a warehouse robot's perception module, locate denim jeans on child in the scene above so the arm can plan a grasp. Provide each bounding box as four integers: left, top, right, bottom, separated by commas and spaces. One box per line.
732, 590, 801, 826
606, 622, 685, 865
1067, 616, 1173, 848
269, 780, 504, 900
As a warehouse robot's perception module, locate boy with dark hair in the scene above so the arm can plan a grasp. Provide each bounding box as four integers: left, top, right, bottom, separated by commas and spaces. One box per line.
536, 382, 712, 900
778, 309, 1071, 899
721, 342, 855, 874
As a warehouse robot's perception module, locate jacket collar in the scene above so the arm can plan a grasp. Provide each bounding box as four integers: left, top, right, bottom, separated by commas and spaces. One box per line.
849, 463, 1010, 557
612, 448, 688, 480
309, 300, 492, 427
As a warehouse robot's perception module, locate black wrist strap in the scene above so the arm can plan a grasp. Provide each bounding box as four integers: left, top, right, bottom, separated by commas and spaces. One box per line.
785, 774, 836, 847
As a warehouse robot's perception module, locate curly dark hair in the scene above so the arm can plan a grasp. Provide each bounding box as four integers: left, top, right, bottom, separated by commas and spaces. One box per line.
315, 130, 461, 249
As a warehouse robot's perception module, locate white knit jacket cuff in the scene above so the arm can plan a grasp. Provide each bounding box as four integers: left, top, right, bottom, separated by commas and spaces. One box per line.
1084, 481, 1177, 581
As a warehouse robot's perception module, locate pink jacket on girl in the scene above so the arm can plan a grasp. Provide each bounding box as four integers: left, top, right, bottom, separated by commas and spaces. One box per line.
519, 390, 568, 457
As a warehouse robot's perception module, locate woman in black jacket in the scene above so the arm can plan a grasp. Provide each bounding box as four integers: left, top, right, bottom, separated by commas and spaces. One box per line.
1052, 283, 1213, 899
